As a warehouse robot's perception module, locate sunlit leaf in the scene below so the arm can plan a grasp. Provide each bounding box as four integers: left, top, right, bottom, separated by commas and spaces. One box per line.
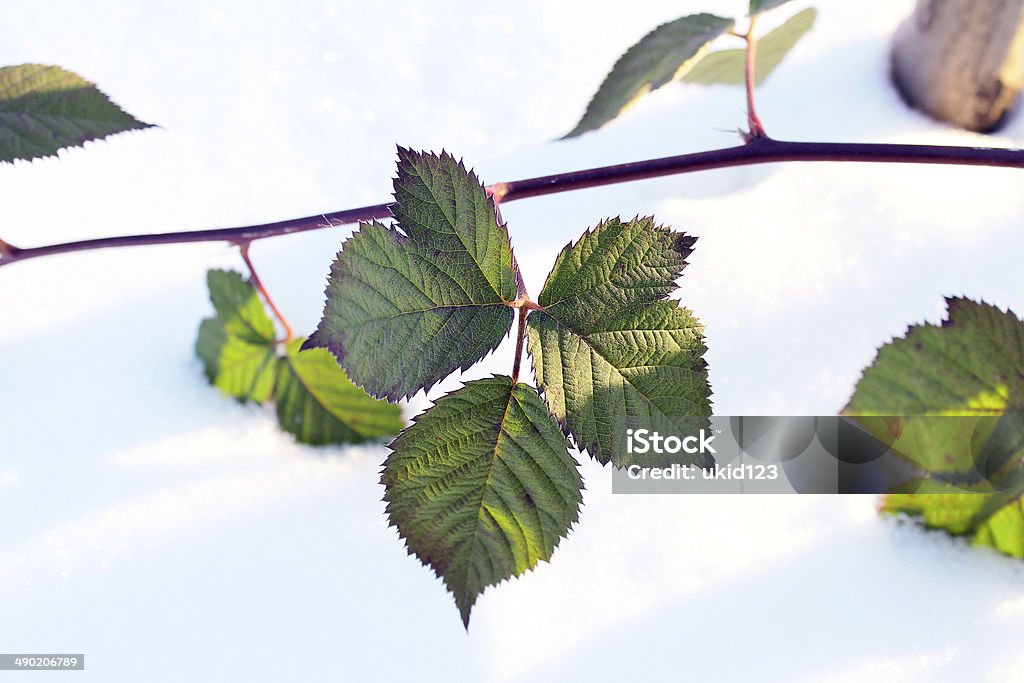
196, 270, 278, 403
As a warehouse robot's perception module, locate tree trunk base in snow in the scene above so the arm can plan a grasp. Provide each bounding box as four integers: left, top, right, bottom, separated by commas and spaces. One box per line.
891, 0, 1024, 132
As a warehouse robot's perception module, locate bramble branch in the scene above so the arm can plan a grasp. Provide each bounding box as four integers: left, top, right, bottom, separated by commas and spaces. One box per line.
1, 137, 1023, 269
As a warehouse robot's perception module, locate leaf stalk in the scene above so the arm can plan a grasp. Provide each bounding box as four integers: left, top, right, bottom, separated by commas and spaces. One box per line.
742, 17, 767, 141
238, 241, 295, 343
511, 305, 530, 385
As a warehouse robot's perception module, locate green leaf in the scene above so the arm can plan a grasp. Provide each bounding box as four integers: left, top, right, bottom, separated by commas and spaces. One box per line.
196, 318, 278, 403
206, 269, 277, 345
844, 298, 1024, 558
749, 0, 796, 15
275, 340, 403, 445
844, 299, 1023, 417
683, 8, 817, 86
306, 149, 519, 400
383, 376, 582, 627
526, 217, 711, 466
0, 64, 152, 163
562, 14, 734, 139
196, 270, 278, 403
882, 473, 1024, 559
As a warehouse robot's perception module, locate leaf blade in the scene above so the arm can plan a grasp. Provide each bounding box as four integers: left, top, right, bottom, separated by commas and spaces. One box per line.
0, 64, 151, 163
527, 217, 711, 466
562, 14, 734, 139
306, 150, 518, 400
196, 317, 278, 403
195, 270, 278, 404
383, 376, 582, 626
275, 340, 403, 445
749, 0, 796, 16
845, 298, 1024, 558
683, 8, 817, 86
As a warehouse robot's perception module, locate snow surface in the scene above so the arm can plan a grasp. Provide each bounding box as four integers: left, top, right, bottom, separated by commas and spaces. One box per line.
2, 0, 1024, 680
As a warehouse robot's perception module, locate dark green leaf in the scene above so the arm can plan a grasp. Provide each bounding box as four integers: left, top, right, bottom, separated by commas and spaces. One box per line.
562, 14, 734, 139
306, 149, 519, 400
527, 217, 711, 466
683, 8, 817, 86
383, 376, 582, 627
196, 270, 278, 403
275, 340, 403, 445
749, 0, 796, 15
0, 64, 151, 163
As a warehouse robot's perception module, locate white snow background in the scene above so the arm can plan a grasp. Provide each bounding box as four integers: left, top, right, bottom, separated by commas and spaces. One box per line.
2, 0, 1024, 680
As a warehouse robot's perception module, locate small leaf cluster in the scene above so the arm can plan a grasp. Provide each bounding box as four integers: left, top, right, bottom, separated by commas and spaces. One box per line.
844, 298, 1024, 558
196, 269, 402, 445
564, 0, 816, 138
306, 148, 711, 625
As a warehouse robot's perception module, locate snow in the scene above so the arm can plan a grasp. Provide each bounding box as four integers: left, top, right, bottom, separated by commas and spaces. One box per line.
2, 0, 1024, 680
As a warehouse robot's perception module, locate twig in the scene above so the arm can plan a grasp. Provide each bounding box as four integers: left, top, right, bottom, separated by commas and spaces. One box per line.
1, 138, 1023, 269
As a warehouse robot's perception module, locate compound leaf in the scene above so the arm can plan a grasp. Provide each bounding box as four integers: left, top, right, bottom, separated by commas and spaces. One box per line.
196, 270, 278, 403
844, 298, 1024, 558
306, 149, 518, 400
383, 376, 582, 627
275, 340, 402, 445
750, 0, 796, 15
683, 8, 817, 86
527, 217, 711, 466
0, 64, 151, 163
562, 14, 734, 139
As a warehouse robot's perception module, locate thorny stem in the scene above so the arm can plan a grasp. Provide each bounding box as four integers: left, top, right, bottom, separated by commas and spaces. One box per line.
742, 17, 767, 140
1, 139, 1024, 269
238, 241, 295, 343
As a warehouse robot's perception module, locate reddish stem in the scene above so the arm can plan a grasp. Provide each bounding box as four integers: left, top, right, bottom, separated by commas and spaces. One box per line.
238, 241, 294, 343
1, 139, 1023, 268
743, 17, 767, 140
511, 305, 530, 385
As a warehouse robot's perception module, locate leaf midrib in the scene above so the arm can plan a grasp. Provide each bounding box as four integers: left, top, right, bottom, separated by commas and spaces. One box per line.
405, 161, 511, 303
